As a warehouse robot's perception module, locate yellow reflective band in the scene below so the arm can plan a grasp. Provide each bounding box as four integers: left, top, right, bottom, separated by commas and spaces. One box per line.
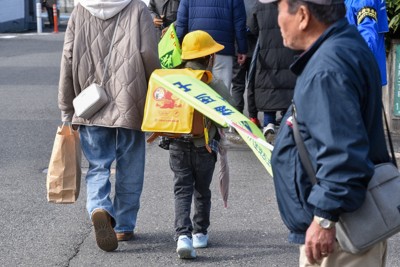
204, 126, 209, 145
357, 7, 377, 25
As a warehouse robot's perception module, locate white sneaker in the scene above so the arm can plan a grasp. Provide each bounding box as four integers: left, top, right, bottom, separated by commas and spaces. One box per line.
193, 233, 208, 248
263, 123, 276, 144
176, 235, 196, 259
262, 123, 275, 136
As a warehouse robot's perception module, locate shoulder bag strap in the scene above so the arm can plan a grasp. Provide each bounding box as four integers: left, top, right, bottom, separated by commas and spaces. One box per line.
291, 104, 318, 185
100, 12, 121, 87
292, 103, 398, 186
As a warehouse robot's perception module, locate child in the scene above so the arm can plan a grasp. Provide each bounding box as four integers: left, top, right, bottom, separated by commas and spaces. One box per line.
167, 31, 232, 259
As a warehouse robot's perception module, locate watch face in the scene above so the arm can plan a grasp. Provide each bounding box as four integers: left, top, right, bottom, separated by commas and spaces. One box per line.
321, 219, 330, 228
315, 216, 335, 229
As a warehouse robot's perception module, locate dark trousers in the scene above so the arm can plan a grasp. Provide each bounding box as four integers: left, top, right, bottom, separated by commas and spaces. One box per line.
231, 57, 251, 113
46, 6, 54, 26
169, 140, 216, 240
45, 6, 59, 26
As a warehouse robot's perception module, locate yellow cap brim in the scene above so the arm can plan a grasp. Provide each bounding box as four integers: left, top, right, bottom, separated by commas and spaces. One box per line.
181, 43, 225, 60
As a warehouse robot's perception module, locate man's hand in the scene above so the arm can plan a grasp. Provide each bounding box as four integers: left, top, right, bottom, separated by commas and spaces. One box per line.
305, 219, 336, 264
153, 17, 164, 28
237, 53, 247, 65
161, 26, 169, 38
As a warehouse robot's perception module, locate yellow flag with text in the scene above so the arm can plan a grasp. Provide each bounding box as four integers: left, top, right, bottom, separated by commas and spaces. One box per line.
150, 72, 274, 176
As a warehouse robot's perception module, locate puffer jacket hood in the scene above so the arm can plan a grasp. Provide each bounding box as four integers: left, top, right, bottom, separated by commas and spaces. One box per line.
80, 0, 132, 20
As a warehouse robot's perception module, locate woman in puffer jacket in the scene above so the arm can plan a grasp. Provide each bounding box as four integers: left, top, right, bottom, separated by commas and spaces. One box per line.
58, 0, 160, 252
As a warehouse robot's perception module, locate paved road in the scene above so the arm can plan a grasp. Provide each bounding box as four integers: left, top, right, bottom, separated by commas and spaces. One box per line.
0, 28, 399, 267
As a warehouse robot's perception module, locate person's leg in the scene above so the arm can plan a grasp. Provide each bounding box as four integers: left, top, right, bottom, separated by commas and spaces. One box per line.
46, 6, 54, 26
192, 149, 216, 235
113, 128, 145, 235
169, 141, 195, 240
263, 112, 277, 143
80, 125, 118, 251
299, 241, 387, 267
170, 141, 197, 259
263, 111, 276, 126
80, 125, 116, 220
212, 54, 234, 94
231, 58, 247, 113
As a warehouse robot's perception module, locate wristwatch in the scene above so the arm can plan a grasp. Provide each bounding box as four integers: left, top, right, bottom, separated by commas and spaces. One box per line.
314, 216, 336, 229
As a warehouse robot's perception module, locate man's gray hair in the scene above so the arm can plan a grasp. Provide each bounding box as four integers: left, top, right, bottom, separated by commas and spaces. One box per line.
287, 0, 346, 25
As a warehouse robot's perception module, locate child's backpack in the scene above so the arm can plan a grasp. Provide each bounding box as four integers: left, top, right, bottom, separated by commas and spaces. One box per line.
142, 68, 213, 146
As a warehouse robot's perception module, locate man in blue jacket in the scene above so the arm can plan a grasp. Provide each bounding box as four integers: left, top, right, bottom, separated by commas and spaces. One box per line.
345, 0, 389, 85
260, 0, 390, 265
175, 0, 248, 92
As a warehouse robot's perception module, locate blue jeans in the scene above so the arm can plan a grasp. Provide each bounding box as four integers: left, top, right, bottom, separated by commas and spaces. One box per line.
263, 111, 276, 126
79, 126, 145, 233
169, 140, 217, 240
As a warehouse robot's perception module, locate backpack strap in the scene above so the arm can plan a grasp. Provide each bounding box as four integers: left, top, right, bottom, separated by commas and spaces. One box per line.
204, 116, 212, 153
146, 132, 184, 143
146, 132, 161, 143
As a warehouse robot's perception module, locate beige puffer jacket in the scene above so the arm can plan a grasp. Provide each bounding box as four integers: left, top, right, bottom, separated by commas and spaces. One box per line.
58, 0, 160, 130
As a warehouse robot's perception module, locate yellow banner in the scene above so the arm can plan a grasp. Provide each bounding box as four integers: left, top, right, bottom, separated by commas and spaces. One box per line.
151, 73, 274, 176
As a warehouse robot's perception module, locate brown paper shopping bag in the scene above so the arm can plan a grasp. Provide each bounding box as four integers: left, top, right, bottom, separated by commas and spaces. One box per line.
46, 124, 81, 203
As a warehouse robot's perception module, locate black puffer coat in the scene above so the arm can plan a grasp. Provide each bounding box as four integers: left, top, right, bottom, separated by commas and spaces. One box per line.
247, 3, 300, 117
148, 0, 180, 38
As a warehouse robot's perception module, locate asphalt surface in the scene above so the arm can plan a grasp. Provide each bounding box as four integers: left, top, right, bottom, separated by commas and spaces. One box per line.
1, 19, 400, 267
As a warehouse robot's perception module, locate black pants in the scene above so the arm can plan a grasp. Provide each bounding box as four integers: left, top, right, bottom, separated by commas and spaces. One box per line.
169, 140, 216, 240
45, 5, 59, 26
231, 56, 251, 113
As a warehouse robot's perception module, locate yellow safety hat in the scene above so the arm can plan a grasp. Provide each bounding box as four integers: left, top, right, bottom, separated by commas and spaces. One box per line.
181, 30, 224, 60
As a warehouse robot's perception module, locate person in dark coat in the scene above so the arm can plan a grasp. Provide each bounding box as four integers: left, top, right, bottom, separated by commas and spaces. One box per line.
247, 2, 300, 142
263, 0, 390, 265
148, 0, 180, 38
230, 0, 258, 118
